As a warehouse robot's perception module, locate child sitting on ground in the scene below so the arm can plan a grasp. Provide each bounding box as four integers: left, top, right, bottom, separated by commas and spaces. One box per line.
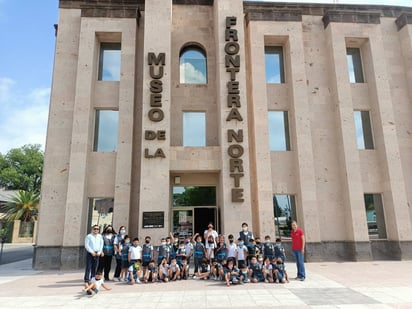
128, 259, 142, 285
83, 272, 111, 296
224, 259, 242, 286
273, 257, 288, 283
169, 258, 180, 281
158, 257, 170, 282
180, 256, 189, 279
194, 257, 210, 280
144, 260, 158, 283
249, 256, 264, 283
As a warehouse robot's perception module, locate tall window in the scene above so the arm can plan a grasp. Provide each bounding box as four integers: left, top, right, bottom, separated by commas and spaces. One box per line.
354, 110, 374, 150
93, 110, 119, 152
98, 43, 121, 81
87, 198, 114, 233
179, 46, 207, 84
346, 48, 364, 83
268, 111, 290, 151
183, 112, 206, 146
265, 46, 285, 83
364, 194, 386, 239
273, 194, 296, 238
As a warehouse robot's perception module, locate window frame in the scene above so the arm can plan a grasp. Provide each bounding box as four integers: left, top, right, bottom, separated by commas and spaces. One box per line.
98, 42, 121, 81
179, 45, 208, 85
93, 109, 119, 152
265, 46, 285, 84
354, 110, 374, 150
346, 47, 365, 83
268, 110, 291, 151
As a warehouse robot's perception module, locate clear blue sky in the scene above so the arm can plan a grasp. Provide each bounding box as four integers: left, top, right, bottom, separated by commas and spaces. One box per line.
0, 0, 411, 154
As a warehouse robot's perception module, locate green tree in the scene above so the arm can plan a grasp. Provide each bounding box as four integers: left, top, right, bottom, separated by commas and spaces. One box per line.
1, 190, 40, 222
0, 144, 43, 192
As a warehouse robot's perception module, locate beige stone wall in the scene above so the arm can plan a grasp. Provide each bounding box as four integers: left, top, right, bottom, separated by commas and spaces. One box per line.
35, 1, 412, 268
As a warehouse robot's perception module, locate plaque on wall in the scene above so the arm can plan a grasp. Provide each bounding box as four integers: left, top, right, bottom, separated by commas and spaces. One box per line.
142, 211, 164, 228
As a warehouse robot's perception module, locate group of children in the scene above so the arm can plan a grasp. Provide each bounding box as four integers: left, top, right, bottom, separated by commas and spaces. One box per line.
117, 232, 288, 287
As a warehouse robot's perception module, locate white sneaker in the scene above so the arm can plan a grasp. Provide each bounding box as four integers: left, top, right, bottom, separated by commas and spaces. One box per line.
136, 279, 141, 284
113, 277, 120, 282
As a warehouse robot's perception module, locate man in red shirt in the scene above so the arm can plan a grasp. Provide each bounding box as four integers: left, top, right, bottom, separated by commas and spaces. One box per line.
291, 221, 306, 281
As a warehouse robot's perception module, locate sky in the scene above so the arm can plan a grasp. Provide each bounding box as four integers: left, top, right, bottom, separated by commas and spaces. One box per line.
1, 0, 412, 154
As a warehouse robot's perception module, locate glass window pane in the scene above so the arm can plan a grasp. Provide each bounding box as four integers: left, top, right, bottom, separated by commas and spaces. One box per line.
173, 186, 216, 206
183, 112, 206, 146
364, 194, 386, 239
273, 194, 296, 238
346, 48, 364, 83
354, 111, 374, 150
94, 110, 118, 152
173, 210, 193, 239
180, 48, 207, 84
268, 111, 290, 151
98, 43, 121, 81
265, 46, 284, 83
87, 198, 114, 233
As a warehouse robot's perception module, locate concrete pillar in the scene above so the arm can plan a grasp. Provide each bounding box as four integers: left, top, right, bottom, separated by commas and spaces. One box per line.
365, 27, 412, 246
112, 20, 137, 232
287, 27, 321, 245
34, 9, 81, 269
324, 24, 371, 260
138, 0, 172, 241
214, 0, 253, 235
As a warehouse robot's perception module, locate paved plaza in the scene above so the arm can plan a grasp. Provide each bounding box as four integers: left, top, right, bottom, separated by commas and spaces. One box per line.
0, 258, 411, 308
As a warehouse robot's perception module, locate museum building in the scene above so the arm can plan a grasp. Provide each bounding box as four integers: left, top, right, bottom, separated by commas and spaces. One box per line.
34, 0, 412, 269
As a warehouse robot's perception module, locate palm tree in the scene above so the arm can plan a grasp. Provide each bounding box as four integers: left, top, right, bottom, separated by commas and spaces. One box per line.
1, 190, 39, 223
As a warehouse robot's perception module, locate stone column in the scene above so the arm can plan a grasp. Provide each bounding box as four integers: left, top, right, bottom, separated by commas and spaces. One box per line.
112, 20, 137, 232
138, 0, 172, 241
365, 27, 412, 256
214, 0, 253, 235
324, 24, 371, 260
34, 8, 81, 269
287, 27, 321, 247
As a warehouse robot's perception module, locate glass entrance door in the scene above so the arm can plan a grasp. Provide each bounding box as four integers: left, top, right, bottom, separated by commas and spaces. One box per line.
172, 186, 218, 239
172, 209, 193, 239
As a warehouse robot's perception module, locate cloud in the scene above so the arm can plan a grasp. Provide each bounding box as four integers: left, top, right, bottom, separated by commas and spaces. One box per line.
0, 77, 50, 154
179, 62, 207, 84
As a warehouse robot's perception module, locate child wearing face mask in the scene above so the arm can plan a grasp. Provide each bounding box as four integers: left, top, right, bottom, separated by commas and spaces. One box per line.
176, 240, 186, 267
262, 257, 274, 283
192, 233, 206, 277
227, 234, 237, 266
273, 257, 288, 283
168, 258, 181, 281
236, 237, 248, 269
239, 222, 254, 245
157, 238, 168, 266
142, 236, 153, 277
262, 235, 275, 261
119, 235, 131, 282
274, 237, 286, 262
113, 226, 127, 281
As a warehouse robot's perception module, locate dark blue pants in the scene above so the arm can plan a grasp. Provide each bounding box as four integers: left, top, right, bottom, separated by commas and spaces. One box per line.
84, 252, 99, 283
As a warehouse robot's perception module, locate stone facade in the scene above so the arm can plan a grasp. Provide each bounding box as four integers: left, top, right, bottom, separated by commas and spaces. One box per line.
34, 0, 412, 269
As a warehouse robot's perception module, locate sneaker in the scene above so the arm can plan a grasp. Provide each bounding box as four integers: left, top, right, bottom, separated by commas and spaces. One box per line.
192, 275, 198, 280
113, 277, 120, 282
136, 279, 142, 284
275, 279, 279, 283
299, 277, 305, 281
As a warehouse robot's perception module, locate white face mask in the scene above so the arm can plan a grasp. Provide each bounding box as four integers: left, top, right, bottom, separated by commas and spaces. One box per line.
242, 227, 248, 232
161, 242, 166, 245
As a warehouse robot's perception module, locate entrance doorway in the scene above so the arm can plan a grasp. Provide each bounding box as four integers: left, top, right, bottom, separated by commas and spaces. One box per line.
172, 207, 217, 239
172, 185, 218, 239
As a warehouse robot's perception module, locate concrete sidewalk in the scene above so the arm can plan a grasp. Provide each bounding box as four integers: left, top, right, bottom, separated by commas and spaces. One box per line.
0, 259, 411, 308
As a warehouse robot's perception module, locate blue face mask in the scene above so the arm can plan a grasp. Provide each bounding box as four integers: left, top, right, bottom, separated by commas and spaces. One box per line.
120, 230, 126, 235
239, 242, 244, 246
